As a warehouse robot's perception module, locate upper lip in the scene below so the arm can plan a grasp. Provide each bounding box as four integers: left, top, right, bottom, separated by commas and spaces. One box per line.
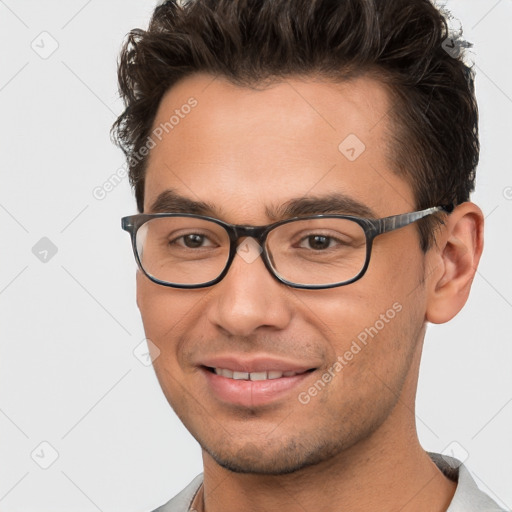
198, 355, 318, 374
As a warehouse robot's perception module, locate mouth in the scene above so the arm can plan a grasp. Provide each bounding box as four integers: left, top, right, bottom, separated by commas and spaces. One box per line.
205, 366, 314, 381
200, 364, 317, 407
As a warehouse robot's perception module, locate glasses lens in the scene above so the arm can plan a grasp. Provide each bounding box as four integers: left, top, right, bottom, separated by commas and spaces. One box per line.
136, 216, 230, 286
266, 218, 367, 286
134, 216, 368, 288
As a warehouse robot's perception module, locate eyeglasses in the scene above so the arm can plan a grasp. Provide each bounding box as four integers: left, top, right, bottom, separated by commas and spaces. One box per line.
121, 205, 452, 290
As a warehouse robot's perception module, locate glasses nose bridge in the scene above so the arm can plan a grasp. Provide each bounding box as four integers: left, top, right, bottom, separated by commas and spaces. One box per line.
224, 223, 279, 287
231, 224, 269, 246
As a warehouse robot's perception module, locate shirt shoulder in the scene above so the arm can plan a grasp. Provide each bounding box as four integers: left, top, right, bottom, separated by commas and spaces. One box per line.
151, 474, 204, 512
429, 452, 507, 512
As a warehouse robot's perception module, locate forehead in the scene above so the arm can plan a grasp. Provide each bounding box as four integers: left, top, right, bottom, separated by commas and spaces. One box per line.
144, 73, 414, 220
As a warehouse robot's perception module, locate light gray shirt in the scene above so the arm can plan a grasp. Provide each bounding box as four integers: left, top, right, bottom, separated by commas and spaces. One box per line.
153, 452, 506, 511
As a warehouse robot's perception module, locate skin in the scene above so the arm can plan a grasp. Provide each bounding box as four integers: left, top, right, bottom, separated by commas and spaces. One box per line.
137, 73, 484, 512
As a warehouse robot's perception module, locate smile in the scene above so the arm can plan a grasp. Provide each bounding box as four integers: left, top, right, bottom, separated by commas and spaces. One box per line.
211, 368, 309, 380
202, 365, 316, 407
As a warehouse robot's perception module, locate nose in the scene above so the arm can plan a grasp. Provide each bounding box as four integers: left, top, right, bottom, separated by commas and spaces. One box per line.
206, 238, 293, 337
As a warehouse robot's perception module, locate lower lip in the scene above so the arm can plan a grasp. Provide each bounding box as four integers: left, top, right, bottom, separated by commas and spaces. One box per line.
201, 368, 313, 407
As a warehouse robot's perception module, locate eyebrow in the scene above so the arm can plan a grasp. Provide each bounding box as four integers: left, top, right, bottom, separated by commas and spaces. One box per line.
148, 189, 377, 221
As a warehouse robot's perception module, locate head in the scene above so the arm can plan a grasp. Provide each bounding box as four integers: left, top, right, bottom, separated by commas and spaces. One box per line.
114, 0, 483, 475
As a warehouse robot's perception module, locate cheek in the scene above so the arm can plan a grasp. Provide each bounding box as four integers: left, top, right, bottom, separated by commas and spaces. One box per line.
136, 273, 196, 405
361, 234, 426, 312
318, 294, 424, 427
135, 270, 218, 396
136, 272, 197, 361
136, 272, 170, 337
136, 270, 198, 326
293, 240, 426, 377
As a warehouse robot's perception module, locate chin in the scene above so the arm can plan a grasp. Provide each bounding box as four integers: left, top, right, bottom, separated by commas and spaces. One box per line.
202, 437, 343, 475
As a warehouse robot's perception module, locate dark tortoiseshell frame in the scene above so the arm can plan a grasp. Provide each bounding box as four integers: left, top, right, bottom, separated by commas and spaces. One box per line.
121, 205, 453, 290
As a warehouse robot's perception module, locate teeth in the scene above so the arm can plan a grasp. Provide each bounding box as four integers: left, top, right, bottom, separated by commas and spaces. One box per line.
213, 368, 300, 380
249, 371, 267, 381
214, 368, 234, 378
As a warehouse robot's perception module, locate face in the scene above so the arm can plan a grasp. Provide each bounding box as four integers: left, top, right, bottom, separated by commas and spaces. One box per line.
137, 73, 430, 474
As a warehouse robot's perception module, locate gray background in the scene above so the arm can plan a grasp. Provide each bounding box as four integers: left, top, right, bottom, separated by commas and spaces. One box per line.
0, 1, 511, 510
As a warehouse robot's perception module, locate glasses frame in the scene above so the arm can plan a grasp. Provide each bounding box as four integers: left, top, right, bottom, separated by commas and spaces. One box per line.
121, 205, 453, 290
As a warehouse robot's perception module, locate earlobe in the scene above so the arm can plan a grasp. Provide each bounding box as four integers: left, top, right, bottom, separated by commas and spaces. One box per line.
425, 202, 484, 324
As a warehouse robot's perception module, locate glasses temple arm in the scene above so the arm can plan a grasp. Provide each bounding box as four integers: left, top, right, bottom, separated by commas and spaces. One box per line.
376, 205, 453, 235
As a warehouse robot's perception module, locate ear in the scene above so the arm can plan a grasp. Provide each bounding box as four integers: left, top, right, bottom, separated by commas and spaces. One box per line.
425, 202, 484, 324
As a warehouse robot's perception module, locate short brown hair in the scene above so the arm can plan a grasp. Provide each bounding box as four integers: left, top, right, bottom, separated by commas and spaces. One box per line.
112, 0, 478, 250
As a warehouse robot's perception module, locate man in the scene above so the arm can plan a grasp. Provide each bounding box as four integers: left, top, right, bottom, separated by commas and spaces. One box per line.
113, 0, 504, 510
